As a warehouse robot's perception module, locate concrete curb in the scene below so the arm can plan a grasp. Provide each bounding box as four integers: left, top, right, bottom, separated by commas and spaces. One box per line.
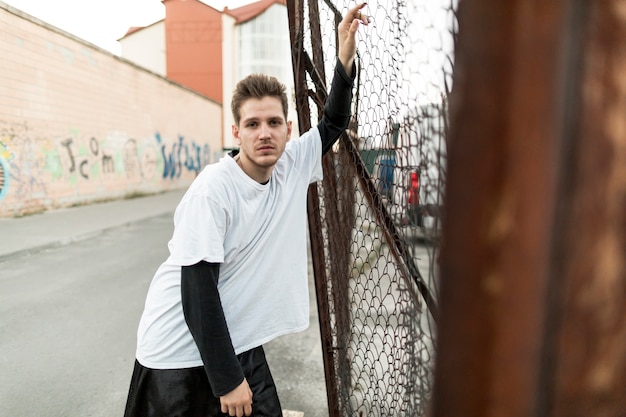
0, 215, 172, 263
0, 189, 186, 263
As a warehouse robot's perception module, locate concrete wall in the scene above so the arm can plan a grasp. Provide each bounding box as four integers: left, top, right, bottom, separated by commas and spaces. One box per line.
0, 3, 222, 217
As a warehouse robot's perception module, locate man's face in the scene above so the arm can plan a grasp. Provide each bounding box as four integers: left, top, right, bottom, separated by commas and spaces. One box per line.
232, 96, 292, 178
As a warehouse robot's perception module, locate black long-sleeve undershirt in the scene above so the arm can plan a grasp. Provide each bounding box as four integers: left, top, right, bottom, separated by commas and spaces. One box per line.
181, 262, 243, 397
180, 60, 355, 397
319, 59, 355, 155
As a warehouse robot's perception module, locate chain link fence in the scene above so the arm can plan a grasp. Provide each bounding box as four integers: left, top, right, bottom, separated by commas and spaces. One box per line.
288, 1, 457, 415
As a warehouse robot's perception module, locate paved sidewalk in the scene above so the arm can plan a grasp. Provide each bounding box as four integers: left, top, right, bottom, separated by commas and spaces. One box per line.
0, 189, 187, 262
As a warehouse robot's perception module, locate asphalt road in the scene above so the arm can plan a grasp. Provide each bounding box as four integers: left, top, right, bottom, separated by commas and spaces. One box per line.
0, 214, 327, 417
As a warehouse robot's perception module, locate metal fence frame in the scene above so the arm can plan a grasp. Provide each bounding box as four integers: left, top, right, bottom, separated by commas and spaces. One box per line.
288, 1, 625, 416
287, 1, 446, 415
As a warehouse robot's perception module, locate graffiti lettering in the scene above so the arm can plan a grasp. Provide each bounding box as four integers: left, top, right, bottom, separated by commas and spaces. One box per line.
0, 142, 15, 200
156, 133, 210, 179
61, 138, 76, 173
59, 135, 116, 180
89, 137, 99, 155
158, 133, 183, 179
0, 160, 7, 199
0, 122, 48, 207
102, 154, 114, 174
123, 139, 159, 182
79, 160, 89, 179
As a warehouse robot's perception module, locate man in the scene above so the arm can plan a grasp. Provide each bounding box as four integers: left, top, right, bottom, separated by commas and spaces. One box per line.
124, 3, 369, 417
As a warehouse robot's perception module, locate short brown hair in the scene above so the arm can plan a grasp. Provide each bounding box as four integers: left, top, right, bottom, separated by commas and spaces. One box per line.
231, 74, 288, 126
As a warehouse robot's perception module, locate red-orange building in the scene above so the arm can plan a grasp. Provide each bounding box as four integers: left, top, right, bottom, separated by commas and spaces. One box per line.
162, 0, 223, 102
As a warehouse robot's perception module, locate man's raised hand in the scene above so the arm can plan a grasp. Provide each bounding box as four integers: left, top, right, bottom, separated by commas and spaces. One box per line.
338, 3, 370, 72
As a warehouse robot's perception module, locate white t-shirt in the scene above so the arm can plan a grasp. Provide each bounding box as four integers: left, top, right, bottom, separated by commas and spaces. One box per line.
136, 127, 323, 369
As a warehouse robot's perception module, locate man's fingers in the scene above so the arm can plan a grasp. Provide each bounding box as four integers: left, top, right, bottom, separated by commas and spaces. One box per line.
350, 18, 360, 35
225, 405, 245, 417
349, 2, 365, 12
347, 2, 367, 19
222, 403, 252, 417
219, 378, 253, 416
352, 6, 370, 25
341, 2, 368, 29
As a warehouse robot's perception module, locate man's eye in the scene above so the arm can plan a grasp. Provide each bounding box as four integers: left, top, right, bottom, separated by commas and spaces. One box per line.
247, 122, 257, 128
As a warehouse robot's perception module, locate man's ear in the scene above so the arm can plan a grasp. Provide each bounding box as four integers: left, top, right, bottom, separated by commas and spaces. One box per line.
232, 124, 241, 145
287, 120, 293, 140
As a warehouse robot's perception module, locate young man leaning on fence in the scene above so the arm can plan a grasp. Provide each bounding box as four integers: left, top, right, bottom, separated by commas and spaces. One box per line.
123, 3, 369, 417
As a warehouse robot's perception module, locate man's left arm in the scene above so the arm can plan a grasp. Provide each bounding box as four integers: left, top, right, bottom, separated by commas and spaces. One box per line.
318, 61, 356, 155
317, 3, 369, 155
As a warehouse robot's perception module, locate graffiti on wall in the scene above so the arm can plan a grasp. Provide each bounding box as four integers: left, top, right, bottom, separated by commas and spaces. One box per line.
59, 136, 115, 180
0, 121, 48, 203
0, 142, 14, 200
52, 131, 163, 185
156, 133, 211, 179
123, 138, 159, 182
0, 120, 212, 205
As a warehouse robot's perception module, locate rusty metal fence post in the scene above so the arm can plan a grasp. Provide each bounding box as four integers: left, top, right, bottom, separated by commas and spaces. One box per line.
287, 2, 341, 415
432, 1, 626, 417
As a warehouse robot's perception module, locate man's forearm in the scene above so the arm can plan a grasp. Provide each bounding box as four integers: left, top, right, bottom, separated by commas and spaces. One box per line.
181, 261, 244, 397
318, 58, 356, 155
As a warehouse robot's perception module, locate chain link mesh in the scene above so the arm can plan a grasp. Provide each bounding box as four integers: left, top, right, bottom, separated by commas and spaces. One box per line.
289, 1, 458, 414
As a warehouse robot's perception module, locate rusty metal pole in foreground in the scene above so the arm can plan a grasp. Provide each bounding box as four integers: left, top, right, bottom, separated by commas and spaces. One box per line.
432, 1, 626, 417
286, 1, 343, 416
547, 2, 626, 416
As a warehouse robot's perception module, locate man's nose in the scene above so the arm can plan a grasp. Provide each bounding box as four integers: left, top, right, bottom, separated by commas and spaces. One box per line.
259, 123, 271, 138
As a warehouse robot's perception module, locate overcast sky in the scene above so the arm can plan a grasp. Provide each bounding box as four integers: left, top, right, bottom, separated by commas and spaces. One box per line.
3, 0, 256, 55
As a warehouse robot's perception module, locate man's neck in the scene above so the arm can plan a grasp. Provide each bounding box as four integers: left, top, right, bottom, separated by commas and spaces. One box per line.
233, 153, 271, 184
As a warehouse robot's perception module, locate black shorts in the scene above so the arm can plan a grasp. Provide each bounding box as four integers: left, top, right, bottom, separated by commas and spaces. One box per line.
124, 345, 282, 417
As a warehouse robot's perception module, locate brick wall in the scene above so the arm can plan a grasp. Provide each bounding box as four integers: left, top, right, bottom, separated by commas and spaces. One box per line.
0, 3, 222, 217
